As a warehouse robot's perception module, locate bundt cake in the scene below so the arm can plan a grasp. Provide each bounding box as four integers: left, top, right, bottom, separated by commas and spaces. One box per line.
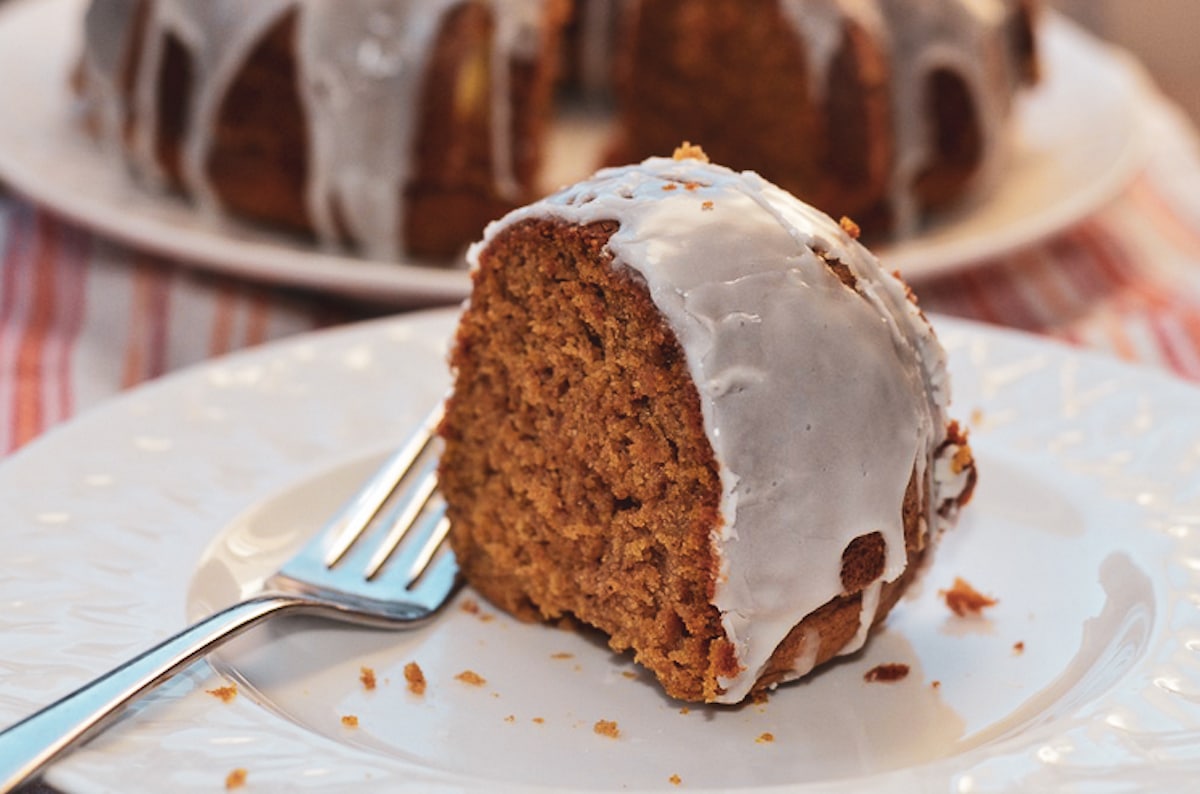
73, 0, 1037, 263
607, 0, 1040, 237
72, 0, 570, 261
437, 146, 978, 704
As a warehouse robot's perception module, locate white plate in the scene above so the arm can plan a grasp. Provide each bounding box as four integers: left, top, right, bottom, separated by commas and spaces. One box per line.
0, 0, 1152, 304
1, 309, 1199, 792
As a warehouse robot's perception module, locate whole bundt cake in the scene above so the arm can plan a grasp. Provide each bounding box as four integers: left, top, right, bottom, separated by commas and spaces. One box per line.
73, 0, 1037, 262
437, 146, 978, 704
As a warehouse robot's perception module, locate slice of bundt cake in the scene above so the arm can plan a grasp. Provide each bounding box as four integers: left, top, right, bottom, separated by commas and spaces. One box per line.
437, 146, 976, 704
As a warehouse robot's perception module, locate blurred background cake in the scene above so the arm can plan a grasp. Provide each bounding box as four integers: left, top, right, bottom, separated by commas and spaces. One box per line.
73, 0, 571, 261
73, 0, 1038, 264
606, 0, 1039, 238
438, 147, 978, 703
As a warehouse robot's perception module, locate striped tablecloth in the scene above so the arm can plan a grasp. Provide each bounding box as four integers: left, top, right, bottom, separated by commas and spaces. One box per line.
3, 94, 1200, 460
2, 35, 1200, 794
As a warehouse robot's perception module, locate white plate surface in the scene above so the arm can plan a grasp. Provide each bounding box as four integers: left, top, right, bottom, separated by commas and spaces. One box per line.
1, 309, 1199, 792
0, 0, 1151, 304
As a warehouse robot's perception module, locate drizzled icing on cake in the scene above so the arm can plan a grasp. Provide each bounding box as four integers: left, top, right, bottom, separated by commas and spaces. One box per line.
77, 0, 550, 260
471, 155, 967, 703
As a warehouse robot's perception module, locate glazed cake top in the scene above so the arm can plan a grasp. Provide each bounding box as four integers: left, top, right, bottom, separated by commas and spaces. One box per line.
472, 150, 961, 703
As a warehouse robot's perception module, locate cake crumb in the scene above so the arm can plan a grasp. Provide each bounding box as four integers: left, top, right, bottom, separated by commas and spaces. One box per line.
756, 732, 775, 744
594, 719, 620, 738
504, 714, 515, 723
701, 200, 714, 211
550, 652, 574, 660
1013, 641, 1026, 655
679, 707, 691, 715
532, 717, 545, 724
206, 684, 237, 703
931, 680, 942, 690
460, 599, 495, 622
456, 670, 487, 687
224, 768, 247, 790
672, 142, 709, 163
621, 671, 638, 680
669, 774, 682, 786
950, 444, 974, 475
864, 663, 911, 683
662, 183, 678, 191
839, 216, 861, 239
404, 661, 426, 695
341, 714, 359, 728
940, 577, 998, 617
359, 666, 377, 691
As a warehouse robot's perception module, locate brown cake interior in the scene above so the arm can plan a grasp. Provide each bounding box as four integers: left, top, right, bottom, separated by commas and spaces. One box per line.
439, 218, 736, 702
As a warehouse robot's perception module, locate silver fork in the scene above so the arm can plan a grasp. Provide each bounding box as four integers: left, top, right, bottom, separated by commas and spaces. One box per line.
0, 403, 459, 793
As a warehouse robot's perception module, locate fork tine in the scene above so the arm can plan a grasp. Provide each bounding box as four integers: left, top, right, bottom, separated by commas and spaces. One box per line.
363, 458, 441, 579
320, 402, 444, 567
400, 514, 451, 587
405, 534, 459, 609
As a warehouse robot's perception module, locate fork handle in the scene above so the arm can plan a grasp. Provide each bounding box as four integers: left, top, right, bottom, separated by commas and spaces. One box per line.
0, 593, 307, 793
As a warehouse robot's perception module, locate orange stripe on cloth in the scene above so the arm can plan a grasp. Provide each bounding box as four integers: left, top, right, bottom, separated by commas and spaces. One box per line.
9, 213, 60, 449
1068, 221, 1200, 379
1152, 311, 1200, 381
1071, 221, 1178, 310
1128, 175, 1200, 260
0, 204, 35, 453
51, 221, 91, 425
245, 290, 272, 347
208, 282, 274, 357
208, 281, 238, 357
121, 256, 173, 389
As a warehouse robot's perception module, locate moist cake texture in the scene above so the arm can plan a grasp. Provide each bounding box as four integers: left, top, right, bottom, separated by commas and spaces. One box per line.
438, 149, 976, 703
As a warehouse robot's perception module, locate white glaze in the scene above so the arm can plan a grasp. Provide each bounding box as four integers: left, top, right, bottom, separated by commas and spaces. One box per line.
782, 0, 1027, 236
470, 155, 970, 703
77, 0, 551, 259
867, 0, 1019, 234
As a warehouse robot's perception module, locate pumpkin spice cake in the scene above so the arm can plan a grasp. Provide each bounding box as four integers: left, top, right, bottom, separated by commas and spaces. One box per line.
437, 146, 977, 704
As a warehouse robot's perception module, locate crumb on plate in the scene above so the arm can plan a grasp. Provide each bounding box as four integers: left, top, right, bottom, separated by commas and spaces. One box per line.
594, 719, 620, 738
939, 577, 998, 617
863, 663, 911, 683
456, 670, 487, 687
206, 684, 237, 703
404, 661, 427, 695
